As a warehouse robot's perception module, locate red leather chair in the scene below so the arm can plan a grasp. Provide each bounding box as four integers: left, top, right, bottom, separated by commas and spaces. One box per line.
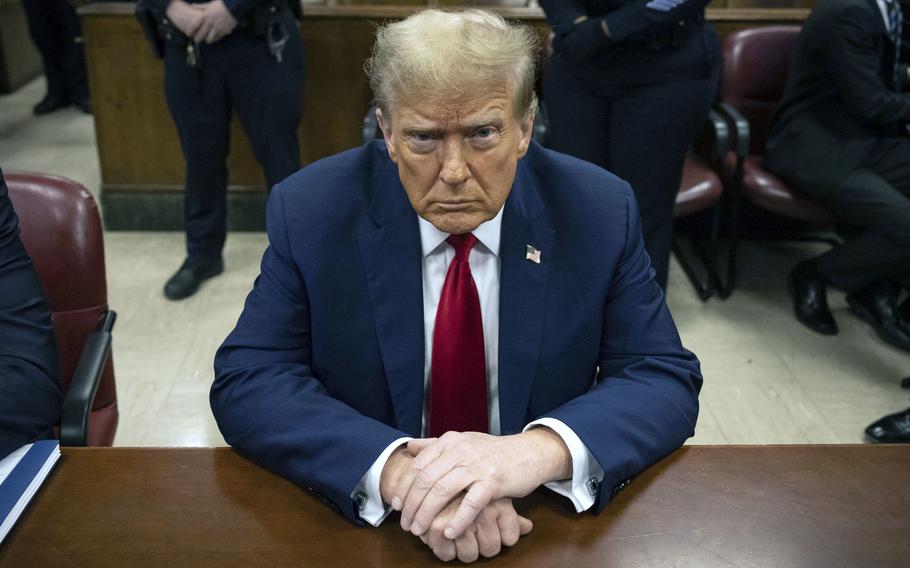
717, 26, 837, 297
5, 171, 118, 446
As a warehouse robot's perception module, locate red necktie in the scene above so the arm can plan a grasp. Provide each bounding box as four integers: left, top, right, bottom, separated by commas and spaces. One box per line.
429, 233, 488, 436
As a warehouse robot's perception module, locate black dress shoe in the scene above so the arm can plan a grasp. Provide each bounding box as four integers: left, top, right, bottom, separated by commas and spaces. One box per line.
72, 96, 92, 115
865, 408, 910, 443
33, 94, 70, 115
787, 260, 838, 335
163, 258, 224, 301
846, 282, 910, 352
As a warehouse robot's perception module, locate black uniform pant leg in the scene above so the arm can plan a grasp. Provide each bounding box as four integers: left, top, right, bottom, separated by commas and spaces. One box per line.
603, 77, 716, 290
23, 0, 66, 98
542, 56, 612, 169
53, 0, 88, 101
164, 46, 231, 263
224, 20, 303, 189
815, 138, 910, 292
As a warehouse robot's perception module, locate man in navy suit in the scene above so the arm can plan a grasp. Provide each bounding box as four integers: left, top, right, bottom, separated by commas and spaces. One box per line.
212, 9, 702, 562
0, 169, 61, 459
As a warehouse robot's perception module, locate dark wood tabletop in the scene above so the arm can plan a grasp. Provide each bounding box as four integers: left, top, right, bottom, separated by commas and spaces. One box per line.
1, 445, 907, 567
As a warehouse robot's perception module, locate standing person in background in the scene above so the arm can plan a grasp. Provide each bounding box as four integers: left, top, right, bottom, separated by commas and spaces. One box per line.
0, 168, 61, 459
538, 0, 721, 291
143, 0, 303, 300
22, 0, 91, 114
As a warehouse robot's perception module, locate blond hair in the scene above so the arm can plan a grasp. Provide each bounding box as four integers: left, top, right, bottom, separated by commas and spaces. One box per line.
365, 9, 538, 120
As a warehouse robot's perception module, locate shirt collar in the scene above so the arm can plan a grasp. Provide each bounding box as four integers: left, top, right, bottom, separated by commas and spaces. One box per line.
418, 206, 504, 258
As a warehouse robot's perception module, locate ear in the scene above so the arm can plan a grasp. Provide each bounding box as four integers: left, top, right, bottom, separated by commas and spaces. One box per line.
376, 108, 398, 163
517, 111, 534, 158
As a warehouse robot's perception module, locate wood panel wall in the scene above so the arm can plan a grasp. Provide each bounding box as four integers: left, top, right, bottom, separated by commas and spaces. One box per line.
79, 1, 812, 228
0, 0, 43, 93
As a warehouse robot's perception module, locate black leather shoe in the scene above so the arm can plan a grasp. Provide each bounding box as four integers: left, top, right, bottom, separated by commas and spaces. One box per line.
787, 260, 838, 335
73, 96, 92, 115
865, 408, 910, 443
846, 283, 910, 352
163, 258, 224, 301
33, 94, 69, 115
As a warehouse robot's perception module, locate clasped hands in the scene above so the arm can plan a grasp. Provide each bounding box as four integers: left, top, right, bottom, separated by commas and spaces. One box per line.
379, 428, 572, 563
166, 0, 238, 45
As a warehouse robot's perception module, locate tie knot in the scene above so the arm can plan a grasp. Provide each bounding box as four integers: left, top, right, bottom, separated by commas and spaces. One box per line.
446, 233, 478, 261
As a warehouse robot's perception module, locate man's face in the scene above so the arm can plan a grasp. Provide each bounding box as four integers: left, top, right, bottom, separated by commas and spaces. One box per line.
377, 85, 534, 235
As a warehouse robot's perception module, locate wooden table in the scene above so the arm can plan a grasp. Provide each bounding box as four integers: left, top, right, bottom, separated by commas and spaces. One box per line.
1, 446, 907, 567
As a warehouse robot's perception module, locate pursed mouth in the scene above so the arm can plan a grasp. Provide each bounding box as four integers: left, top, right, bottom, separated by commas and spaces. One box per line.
435, 201, 475, 211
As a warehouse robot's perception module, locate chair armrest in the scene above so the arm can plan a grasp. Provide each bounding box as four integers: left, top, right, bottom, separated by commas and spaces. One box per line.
692, 108, 731, 166
59, 311, 117, 446
716, 102, 750, 159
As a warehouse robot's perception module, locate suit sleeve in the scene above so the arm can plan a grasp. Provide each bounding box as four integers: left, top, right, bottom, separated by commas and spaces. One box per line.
211, 185, 410, 525
824, 5, 910, 127
0, 174, 61, 459
539, 0, 711, 44
604, 0, 711, 44
537, 187, 702, 513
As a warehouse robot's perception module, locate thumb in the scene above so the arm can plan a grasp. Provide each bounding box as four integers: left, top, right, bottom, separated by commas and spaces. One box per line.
518, 516, 533, 535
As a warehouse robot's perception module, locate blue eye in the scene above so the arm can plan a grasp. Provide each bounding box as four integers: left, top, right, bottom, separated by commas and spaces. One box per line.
474, 127, 496, 138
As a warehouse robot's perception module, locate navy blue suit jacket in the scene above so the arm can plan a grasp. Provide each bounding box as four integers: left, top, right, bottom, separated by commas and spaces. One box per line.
0, 169, 61, 459
212, 141, 702, 524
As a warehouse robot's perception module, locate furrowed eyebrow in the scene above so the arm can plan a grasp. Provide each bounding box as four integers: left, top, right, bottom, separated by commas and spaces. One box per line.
402, 126, 443, 137
464, 114, 505, 130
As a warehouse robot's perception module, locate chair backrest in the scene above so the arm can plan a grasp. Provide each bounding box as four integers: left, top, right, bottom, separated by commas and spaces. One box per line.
5, 171, 118, 446
721, 26, 801, 154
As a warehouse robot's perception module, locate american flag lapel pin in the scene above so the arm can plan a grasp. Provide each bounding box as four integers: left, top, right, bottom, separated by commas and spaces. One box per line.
525, 244, 541, 264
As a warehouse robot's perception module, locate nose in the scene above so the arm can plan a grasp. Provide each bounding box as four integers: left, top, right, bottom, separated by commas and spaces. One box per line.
439, 138, 470, 186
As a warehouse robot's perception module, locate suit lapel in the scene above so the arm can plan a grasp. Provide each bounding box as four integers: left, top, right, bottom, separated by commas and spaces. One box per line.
497, 154, 554, 434
357, 156, 425, 437
865, 0, 892, 38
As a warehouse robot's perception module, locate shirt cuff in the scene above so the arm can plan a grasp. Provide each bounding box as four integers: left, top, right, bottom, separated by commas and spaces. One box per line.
351, 437, 413, 526
523, 418, 604, 512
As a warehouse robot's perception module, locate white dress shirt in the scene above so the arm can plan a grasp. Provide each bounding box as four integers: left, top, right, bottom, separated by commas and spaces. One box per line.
353, 209, 605, 526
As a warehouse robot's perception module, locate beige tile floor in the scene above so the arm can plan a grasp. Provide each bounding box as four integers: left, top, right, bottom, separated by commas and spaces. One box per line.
2, 78, 909, 447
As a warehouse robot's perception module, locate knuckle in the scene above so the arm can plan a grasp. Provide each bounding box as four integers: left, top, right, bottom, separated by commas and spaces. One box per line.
430, 516, 448, 532
480, 542, 501, 558
430, 480, 452, 497
412, 469, 434, 490
461, 495, 485, 512
440, 431, 458, 443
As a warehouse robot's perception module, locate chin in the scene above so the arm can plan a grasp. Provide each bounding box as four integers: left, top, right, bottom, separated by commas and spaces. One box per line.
428, 213, 483, 235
